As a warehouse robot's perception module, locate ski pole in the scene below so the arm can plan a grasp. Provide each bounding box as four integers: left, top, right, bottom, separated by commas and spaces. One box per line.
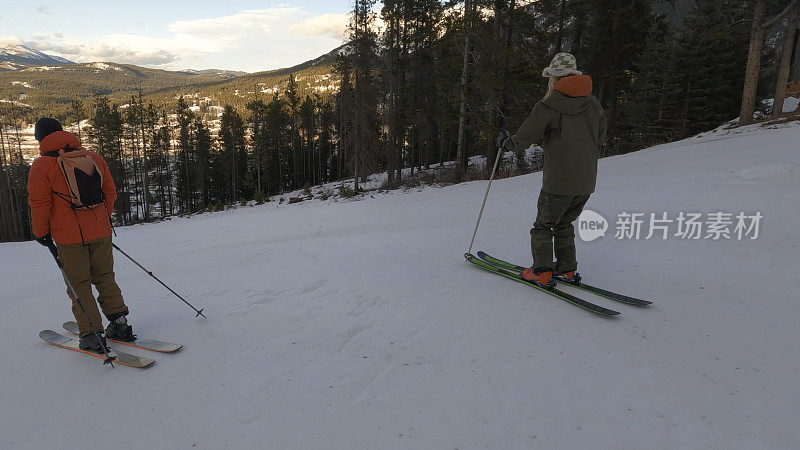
112, 243, 207, 318
467, 146, 503, 254
45, 242, 117, 367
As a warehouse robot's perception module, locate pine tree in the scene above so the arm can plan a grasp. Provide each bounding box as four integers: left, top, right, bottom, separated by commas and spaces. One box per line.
191, 117, 212, 209
582, 0, 653, 153
299, 96, 317, 186
174, 97, 194, 213
88, 97, 128, 224
219, 105, 247, 202
285, 75, 301, 189
350, 0, 380, 190
334, 54, 355, 183
674, 0, 750, 137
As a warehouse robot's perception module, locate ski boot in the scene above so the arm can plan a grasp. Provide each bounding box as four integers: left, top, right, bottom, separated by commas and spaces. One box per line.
79, 332, 109, 353
554, 270, 582, 285
522, 267, 556, 289
105, 313, 136, 341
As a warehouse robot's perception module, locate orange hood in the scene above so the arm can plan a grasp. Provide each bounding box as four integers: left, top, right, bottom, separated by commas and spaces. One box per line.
554, 75, 593, 98
39, 131, 83, 155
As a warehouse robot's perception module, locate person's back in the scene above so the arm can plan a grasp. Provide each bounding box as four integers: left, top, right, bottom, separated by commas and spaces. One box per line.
28, 130, 116, 245
514, 74, 606, 196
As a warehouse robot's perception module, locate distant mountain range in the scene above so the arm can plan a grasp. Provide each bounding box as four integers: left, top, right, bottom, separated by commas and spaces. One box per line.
0, 43, 346, 123
0, 44, 73, 71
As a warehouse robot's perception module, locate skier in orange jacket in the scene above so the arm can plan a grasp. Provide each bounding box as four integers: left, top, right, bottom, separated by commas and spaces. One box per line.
28, 118, 134, 352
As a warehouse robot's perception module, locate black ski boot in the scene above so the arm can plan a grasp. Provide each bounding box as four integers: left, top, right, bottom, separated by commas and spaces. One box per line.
79, 332, 109, 353
105, 313, 135, 341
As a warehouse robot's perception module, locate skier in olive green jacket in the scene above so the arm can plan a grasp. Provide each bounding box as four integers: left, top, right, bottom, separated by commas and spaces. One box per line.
497, 52, 606, 286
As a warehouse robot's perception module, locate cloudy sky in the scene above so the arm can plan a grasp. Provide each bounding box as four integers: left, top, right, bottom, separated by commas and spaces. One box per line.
0, 1, 352, 72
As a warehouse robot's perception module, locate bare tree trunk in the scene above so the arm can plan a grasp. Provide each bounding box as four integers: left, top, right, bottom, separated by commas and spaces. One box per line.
166, 120, 175, 216
455, 0, 474, 180
257, 133, 262, 194
486, 0, 503, 179
772, 6, 800, 118
73, 101, 83, 142
138, 93, 150, 221
557, 0, 566, 52
0, 120, 22, 240
740, 0, 766, 126
9, 98, 30, 238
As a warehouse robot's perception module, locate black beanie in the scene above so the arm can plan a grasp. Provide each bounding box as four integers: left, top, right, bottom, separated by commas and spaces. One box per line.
34, 118, 63, 142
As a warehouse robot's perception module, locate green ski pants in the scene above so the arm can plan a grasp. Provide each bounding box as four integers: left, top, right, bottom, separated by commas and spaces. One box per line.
530, 190, 590, 273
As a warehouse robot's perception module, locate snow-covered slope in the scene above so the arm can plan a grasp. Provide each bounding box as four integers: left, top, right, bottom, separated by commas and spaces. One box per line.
1, 121, 799, 449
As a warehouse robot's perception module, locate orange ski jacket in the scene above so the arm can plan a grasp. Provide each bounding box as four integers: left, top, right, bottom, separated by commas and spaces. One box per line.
27, 131, 117, 245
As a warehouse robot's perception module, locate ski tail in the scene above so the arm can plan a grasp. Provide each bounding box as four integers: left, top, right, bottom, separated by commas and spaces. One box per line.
477, 251, 527, 272
39, 330, 155, 368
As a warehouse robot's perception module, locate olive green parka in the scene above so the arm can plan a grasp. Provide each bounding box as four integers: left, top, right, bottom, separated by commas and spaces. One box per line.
510, 75, 606, 196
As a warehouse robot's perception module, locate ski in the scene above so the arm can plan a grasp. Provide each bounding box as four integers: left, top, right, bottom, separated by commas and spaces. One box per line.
39, 330, 155, 368
63, 321, 182, 353
465, 253, 620, 316
476, 251, 652, 306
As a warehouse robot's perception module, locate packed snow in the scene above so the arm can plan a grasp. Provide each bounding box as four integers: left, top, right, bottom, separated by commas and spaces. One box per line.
1, 119, 799, 449
763, 96, 800, 114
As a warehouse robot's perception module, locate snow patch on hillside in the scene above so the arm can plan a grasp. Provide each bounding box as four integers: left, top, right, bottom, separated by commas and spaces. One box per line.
89, 62, 122, 71
20, 65, 62, 71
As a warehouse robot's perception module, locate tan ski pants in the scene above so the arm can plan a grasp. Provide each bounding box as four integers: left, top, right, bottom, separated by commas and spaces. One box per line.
57, 236, 128, 337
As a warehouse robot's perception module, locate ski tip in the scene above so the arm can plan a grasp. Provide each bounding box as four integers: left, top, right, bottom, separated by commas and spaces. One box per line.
39, 329, 57, 340
464, 252, 473, 260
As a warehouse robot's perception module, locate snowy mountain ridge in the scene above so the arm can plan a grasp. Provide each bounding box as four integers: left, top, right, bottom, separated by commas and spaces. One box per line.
0, 43, 73, 70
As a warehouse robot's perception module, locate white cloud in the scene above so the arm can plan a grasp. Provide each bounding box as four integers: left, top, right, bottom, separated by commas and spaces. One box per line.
169, 8, 305, 37
0, 36, 23, 46
6, 8, 351, 71
18, 33, 185, 66
290, 13, 350, 40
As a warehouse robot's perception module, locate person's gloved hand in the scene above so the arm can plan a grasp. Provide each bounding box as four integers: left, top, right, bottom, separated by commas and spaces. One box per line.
35, 233, 54, 248
495, 130, 511, 150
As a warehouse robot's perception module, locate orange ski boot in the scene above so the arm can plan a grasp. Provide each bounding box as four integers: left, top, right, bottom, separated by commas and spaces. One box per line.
554, 270, 581, 285
522, 267, 555, 289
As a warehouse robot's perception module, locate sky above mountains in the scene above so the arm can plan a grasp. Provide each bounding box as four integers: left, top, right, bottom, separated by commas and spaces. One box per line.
1, 1, 351, 72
